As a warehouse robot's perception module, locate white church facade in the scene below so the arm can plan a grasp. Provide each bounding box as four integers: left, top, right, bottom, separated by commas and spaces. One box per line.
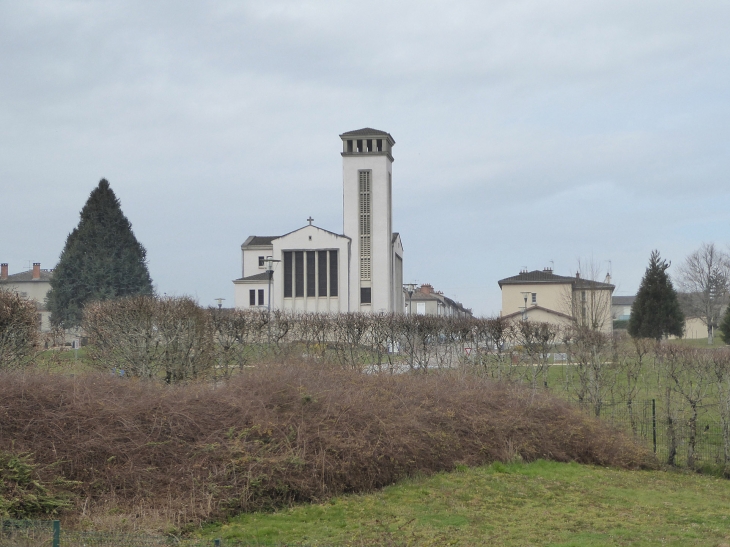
233, 128, 405, 314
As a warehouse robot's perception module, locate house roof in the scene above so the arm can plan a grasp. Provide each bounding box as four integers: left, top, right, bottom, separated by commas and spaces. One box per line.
501, 305, 575, 322
0, 269, 53, 283
612, 295, 635, 306
498, 269, 614, 290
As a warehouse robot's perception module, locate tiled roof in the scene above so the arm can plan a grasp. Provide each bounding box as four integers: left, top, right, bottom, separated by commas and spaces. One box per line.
498, 270, 614, 290
0, 269, 53, 283
612, 295, 635, 306
340, 127, 392, 138
501, 305, 575, 322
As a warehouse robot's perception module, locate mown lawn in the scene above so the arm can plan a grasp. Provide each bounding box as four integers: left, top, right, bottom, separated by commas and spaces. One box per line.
202, 460, 730, 546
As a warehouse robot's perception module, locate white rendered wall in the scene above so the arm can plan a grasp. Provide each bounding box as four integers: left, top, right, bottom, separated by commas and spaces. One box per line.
271, 226, 351, 313
342, 154, 393, 313
242, 246, 272, 278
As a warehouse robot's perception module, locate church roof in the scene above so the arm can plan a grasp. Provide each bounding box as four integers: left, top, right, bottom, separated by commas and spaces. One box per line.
340, 128, 395, 144
242, 236, 278, 248
233, 272, 270, 283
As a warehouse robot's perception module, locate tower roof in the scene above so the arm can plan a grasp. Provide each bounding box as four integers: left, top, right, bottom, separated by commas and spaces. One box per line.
340, 128, 395, 144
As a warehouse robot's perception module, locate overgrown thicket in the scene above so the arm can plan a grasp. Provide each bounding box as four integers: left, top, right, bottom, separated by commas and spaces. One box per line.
0, 366, 653, 531
0, 289, 39, 369
79, 296, 730, 469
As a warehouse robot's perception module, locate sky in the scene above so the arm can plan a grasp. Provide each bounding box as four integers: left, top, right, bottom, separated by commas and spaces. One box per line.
1, 0, 729, 316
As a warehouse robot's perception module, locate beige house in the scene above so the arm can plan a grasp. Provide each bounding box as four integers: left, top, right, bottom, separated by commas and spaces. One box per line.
498, 268, 615, 334
405, 283, 472, 318
0, 262, 53, 332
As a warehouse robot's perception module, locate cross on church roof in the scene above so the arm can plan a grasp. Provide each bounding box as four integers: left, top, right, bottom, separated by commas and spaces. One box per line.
307, 216, 314, 225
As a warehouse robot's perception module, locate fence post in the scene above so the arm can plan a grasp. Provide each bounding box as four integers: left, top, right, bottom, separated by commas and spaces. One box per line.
652, 399, 657, 454
52, 520, 61, 547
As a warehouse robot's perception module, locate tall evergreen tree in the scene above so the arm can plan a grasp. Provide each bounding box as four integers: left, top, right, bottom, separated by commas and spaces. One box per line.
628, 250, 684, 340
47, 179, 153, 327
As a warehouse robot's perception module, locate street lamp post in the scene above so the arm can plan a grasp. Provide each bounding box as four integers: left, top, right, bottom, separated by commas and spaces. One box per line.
265, 256, 280, 344
404, 283, 417, 315
520, 291, 530, 322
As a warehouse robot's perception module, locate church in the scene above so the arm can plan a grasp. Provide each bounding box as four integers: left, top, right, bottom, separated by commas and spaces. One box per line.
233, 128, 405, 314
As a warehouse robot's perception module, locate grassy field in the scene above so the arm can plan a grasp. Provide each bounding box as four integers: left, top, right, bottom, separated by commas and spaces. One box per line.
202, 460, 730, 546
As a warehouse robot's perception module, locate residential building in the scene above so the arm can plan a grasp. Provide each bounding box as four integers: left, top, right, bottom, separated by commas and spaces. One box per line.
0, 262, 53, 332
612, 295, 635, 322
233, 128, 405, 314
405, 283, 472, 318
498, 268, 615, 334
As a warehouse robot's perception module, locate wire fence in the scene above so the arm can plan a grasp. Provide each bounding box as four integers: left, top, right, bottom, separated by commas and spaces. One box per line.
0, 520, 317, 547
583, 399, 729, 468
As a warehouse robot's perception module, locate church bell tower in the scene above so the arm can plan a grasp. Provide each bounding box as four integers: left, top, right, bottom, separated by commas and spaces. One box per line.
340, 128, 397, 313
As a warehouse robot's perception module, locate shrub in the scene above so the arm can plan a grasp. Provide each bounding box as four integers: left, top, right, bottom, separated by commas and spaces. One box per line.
0, 289, 39, 369
83, 295, 213, 382
0, 365, 654, 530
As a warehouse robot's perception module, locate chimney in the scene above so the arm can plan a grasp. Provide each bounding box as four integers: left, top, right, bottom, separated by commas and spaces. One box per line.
420, 283, 434, 295
32, 263, 40, 280
543, 267, 553, 273
1, 263, 7, 280
576, 271, 580, 279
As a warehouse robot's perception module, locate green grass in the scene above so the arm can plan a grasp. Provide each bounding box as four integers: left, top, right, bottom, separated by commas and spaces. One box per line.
200, 461, 730, 546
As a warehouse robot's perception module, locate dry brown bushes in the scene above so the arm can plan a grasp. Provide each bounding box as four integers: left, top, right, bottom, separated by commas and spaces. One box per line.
0, 363, 654, 531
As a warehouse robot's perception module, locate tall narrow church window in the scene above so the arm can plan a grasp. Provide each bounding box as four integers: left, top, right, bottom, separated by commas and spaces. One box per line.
376, 139, 382, 152
366, 139, 372, 152
359, 171, 371, 281
318, 251, 327, 296
347, 140, 353, 153
357, 139, 363, 152
283, 252, 293, 298
329, 250, 338, 297
295, 251, 304, 297
306, 251, 316, 297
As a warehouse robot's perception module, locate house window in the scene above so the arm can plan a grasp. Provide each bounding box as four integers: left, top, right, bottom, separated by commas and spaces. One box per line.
532, 293, 537, 304
283, 252, 293, 298
258, 256, 265, 268
295, 251, 304, 297
249, 290, 256, 306
318, 251, 328, 296
306, 251, 316, 297
360, 287, 371, 304
329, 250, 338, 297
417, 302, 426, 315
258, 289, 265, 306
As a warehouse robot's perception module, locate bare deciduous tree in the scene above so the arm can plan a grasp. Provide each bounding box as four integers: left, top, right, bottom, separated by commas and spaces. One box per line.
678, 242, 730, 345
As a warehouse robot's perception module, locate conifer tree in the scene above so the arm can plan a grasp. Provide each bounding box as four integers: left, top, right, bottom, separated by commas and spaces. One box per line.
628, 250, 684, 340
47, 179, 153, 327
719, 306, 730, 344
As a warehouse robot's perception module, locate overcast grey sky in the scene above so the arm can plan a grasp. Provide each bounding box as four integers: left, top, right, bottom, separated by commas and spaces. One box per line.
1, 0, 728, 316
